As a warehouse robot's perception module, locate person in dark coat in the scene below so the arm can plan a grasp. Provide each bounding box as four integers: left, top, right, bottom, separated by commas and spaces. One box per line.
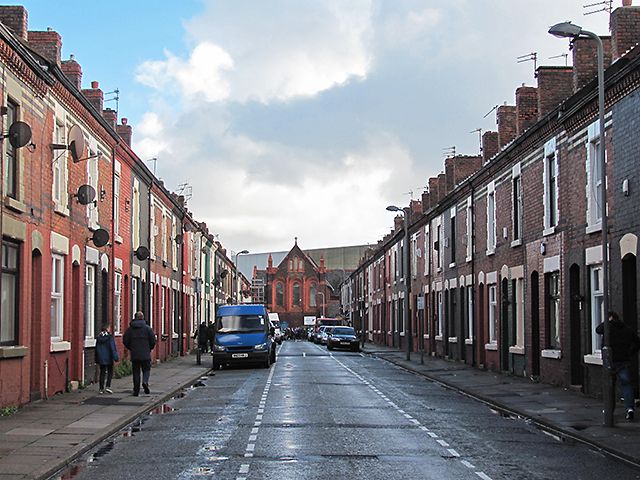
123, 311, 156, 396
95, 323, 119, 394
207, 322, 216, 353
194, 321, 209, 353
596, 311, 640, 420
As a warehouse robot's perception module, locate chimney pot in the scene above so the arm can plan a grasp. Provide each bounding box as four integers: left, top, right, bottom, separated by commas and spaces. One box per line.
91, 80, 99, 89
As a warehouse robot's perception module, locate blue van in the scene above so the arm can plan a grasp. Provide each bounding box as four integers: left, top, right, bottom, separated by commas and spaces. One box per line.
212, 304, 276, 370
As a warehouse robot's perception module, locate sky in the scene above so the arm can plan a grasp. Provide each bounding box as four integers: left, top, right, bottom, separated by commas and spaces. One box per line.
19, 0, 611, 255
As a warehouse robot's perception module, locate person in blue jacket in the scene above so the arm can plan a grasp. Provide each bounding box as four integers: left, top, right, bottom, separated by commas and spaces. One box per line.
95, 323, 119, 394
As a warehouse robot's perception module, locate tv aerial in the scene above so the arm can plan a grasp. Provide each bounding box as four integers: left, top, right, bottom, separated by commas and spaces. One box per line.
517, 52, 537, 77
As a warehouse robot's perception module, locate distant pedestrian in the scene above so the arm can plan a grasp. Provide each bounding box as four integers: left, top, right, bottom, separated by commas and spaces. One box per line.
123, 311, 156, 396
596, 311, 640, 420
95, 323, 119, 394
194, 321, 209, 353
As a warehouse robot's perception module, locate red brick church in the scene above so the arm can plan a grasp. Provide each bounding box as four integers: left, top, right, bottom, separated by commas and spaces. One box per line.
258, 238, 333, 327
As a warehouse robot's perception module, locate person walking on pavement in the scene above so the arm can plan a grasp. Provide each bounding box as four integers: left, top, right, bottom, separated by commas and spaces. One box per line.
95, 323, 119, 394
194, 321, 209, 353
596, 311, 640, 420
123, 311, 156, 396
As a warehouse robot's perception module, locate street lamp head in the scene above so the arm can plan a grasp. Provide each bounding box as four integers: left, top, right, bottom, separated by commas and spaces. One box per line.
238, 249, 249, 255
548, 21, 582, 39
386, 205, 401, 212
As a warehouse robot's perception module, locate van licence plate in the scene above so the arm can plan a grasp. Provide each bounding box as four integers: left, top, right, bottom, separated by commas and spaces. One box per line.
232, 353, 248, 358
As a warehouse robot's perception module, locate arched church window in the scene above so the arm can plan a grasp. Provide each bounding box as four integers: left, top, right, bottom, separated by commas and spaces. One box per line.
293, 282, 301, 306
275, 282, 284, 306
310, 283, 317, 307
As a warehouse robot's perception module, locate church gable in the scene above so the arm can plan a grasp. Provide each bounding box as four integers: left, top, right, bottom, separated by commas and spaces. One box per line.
275, 240, 318, 276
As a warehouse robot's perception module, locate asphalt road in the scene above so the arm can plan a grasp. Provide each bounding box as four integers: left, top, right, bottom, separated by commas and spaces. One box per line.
55, 341, 640, 480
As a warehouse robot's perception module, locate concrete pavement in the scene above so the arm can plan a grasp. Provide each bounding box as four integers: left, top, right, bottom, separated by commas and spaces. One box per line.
366, 344, 640, 468
0, 354, 210, 480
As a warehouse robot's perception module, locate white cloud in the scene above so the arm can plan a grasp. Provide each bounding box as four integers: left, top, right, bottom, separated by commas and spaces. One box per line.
136, 43, 233, 102
137, 1, 375, 104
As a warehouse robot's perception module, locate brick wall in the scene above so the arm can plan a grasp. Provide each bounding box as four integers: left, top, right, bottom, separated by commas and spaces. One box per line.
497, 105, 517, 149
516, 86, 538, 135
482, 131, 499, 163
537, 67, 573, 118
611, 5, 640, 60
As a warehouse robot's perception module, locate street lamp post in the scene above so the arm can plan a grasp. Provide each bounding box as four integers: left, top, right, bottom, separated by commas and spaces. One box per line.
233, 250, 249, 305
387, 205, 412, 361
317, 291, 325, 318
549, 22, 612, 426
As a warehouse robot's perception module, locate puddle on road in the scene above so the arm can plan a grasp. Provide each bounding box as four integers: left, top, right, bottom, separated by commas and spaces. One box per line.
191, 467, 216, 476
150, 404, 178, 415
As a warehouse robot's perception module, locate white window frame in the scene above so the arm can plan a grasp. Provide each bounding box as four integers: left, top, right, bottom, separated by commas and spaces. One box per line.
171, 216, 177, 270
586, 120, 603, 232
486, 182, 496, 255
437, 291, 443, 337
132, 178, 140, 250
424, 225, 430, 276
466, 284, 473, 342
87, 152, 99, 229
51, 254, 65, 340
114, 272, 122, 334
52, 120, 68, 213
512, 277, 525, 350
85, 265, 96, 341
161, 287, 166, 335
548, 271, 561, 349
162, 212, 168, 262
466, 197, 473, 262
590, 265, 604, 354
512, 164, 523, 245
114, 162, 121, 240
411, 234, 418, 279
150, 201, 156, 260
149, 282, 155, 327
172, 288, 178, 337
488, 284, 497, 344
543, 137, 559, 235
131, 277, 138, 315
449, 206, 457, 268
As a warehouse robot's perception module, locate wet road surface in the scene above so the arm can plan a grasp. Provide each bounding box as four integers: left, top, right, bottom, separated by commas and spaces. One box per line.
53, 341, 640, 479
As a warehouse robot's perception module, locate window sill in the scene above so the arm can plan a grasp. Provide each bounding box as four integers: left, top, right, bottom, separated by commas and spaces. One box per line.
584, 353, 603, 365
543, 226, 556, 237
448, 336, 458, 343
115, 235, 123, 244
423, 334, 430, 339
435, 335, 443, 341
466, 256, 472, 263
484, 342, 498, 351
84, 338, 96, 348
53, 205, 70, 217
0, 345, 28, 359
449, 262, 456, 269
541, 349, 562, 359
585, 223, 602, 235
399, 332, 405, 337
50, 341, 71, 352
486, 249, 495, 257
509, 345, 525, 355
5, 196, 26, 213
511, 239, 522, 248
172, 333, 179, 339
465, 338, 473, 345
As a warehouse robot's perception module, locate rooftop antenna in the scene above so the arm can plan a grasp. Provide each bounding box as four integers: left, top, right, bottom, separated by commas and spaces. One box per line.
517, 52, 537, 77
549, 53, 569, 66
443, 146, 456, 158
104, 88, 120, 118
403, 190, 414, 200
146, 157, 157, 176
583, 0, 613, 15
483, 104, 498, 119
470, 128, 482, 155
176, 182, 193, 204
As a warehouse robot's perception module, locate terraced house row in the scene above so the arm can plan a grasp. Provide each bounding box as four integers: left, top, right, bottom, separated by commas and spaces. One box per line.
342, 4, 640, 398
0, 6, 247, 409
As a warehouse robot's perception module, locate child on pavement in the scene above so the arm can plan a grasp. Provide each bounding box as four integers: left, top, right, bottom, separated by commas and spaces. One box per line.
95, 323, 119, 394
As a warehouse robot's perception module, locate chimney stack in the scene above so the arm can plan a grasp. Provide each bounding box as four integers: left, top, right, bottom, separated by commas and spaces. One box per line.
610, 5, 640, 61
82, 80, 104, 114
393, 215, 404, 233
536, 66, 573, 118
421, 190, 431, 213
428, 177, 440, 205
0, 6, 28, 41
61, 54, 82, 90
102, 108, 117, 130
497, 104, 517, 149
515, 85, 538, 135
572, 36, 612, 92
482, 131, 499, 163
437, 173, 447, 198
27, 28, 62, 66
116, 118, 132, 146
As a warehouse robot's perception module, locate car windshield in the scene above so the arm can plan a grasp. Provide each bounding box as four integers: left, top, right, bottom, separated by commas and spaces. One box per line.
216, 315, 266, 333
332, 327, 355, 335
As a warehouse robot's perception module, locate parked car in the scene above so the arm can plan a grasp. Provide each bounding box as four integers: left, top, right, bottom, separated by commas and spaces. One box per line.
326, 326, 360, 352
319, 326, 335, 345
313, 326, 326, 344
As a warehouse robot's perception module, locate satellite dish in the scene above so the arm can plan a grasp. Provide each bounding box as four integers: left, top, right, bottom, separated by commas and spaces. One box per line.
75, 184, 96, 205
219, 269, 228, 279
8, 121, 32, 148
183, 223, 192, 232
68, 124, 86, 163
91, 228, 110, 247
135, 246, 150, 261
175, 234, 183, 245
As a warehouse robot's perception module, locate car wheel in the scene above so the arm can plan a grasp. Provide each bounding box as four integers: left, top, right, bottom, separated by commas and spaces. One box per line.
212, 360, 220, 371
327, 344, 333, 350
